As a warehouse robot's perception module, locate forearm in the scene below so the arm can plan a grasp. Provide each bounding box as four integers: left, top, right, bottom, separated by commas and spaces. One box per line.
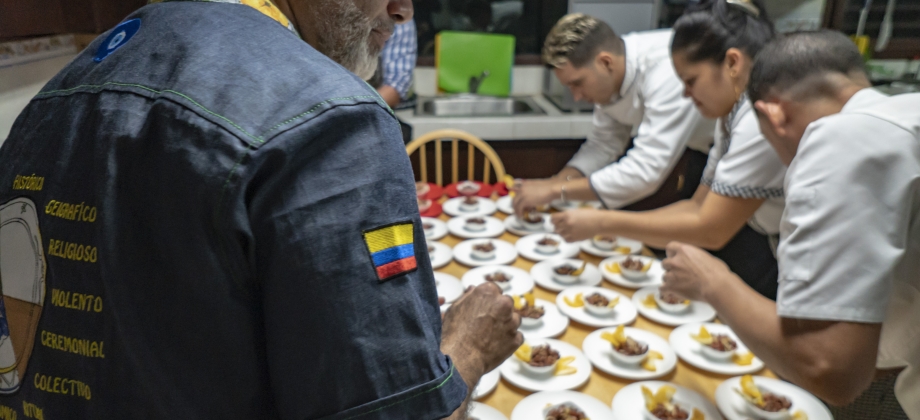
555, 166, 585, 180
441, 343, 482, 420
596, 201, 712, 249
552, 178, 601, 202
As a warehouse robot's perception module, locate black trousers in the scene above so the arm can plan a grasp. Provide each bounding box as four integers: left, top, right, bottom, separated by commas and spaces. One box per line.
709, 225, 778, 300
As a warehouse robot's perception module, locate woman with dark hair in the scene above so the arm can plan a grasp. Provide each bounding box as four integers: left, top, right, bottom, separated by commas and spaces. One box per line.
552, 0, 785, 300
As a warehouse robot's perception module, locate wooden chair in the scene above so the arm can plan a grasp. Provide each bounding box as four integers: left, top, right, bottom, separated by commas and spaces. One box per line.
405, 129, 506, 186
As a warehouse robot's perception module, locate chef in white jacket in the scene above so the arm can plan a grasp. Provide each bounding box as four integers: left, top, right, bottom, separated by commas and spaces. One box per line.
662, 31, 918, 420
513, 13, 714, 214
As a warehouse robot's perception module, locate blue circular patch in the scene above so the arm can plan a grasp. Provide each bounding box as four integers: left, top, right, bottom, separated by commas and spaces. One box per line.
94, 18, 141, 63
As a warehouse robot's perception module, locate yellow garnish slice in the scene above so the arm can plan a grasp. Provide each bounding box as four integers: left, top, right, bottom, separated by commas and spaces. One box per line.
571, 261, 587, 276
564, 293, 585, 308
733, 351, 755, 366
514, 343, 532, 363
503, 174, 515, 189
604, 263, 621, 274
792, 410, 809, 420
739, 375, 764, 406
524, 292, 535, 307
642, 262, 652, 272
690, 326, 713, 345
615, 246, 632, 254
601, 325, 627, 347
690, 408, 705, 420
607, 296, 620, 308
642, 385, 677, 412
513, 295, 524, 310
554, 356, 577, 376
641, 350, 664, 372
642, 294, 658, 309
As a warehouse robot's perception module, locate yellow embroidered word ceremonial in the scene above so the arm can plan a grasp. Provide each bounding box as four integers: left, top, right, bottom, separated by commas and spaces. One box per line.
0, 405, 16, 420
50, 289, 103, 313
21, 402, 42, 420
48, 239, 97, 263
45, 200, 97, 223
12, 175, 44, 191
40, 330, 106, 359
33, 373, 92, 400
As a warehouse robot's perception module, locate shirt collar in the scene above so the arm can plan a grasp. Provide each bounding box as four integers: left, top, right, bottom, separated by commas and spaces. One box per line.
150, 0, 297, 33
841, 87, 888, 113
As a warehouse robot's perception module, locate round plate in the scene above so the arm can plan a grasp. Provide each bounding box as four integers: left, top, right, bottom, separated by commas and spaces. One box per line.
421, 217, 448, 241
470, 402, 508, 420
599, 255, 664, 289
448, 216, 506, 239
434, 272, 463, 305
582, 327, 677, 380
473, 369, 501, 400
496, 195, 514, 214
418, 182, 445, 201
669, 323, 765, 375
427, 242, 453, 269
530, 259, 603, 292
504, 214, 554, 236
512, 391, 614, 420
515, 233, 580, 262
462, 265, 534, 296
551, 199, 603, 211
454, 239, 518, 267
499, 338, 592, 392
443, 196, 498, 217
445, 181, 494, 198
519, 300, 570, 339
579, 237, 642, 257
612, 381, 724, 420
632, 286, 717, 327
555, 287, 637, 328
716, 376, 833, 420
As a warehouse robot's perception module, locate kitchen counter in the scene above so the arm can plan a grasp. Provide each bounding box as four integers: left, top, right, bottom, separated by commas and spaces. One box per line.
396, 94, 594, 141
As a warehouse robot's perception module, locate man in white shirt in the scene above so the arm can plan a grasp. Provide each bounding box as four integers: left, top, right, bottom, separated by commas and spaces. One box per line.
513, 13, 713, 214
661, 31, 918, 419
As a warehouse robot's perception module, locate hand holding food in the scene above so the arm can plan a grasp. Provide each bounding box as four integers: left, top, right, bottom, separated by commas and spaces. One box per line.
661, 242, 734, 302
512, 178, 560, 216
551, 209, 609, 242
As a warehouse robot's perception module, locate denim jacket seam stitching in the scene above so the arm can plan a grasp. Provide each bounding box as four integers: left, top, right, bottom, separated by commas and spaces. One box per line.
339, 364, 456, 420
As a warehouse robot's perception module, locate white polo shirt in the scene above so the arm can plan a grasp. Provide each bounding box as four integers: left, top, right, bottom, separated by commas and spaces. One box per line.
567, 29, 715, 209
777, 88, 920, 418
701, 95, 786, 235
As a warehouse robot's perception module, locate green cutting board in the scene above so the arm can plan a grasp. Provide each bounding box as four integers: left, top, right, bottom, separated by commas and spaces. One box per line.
436, 31, 515, 97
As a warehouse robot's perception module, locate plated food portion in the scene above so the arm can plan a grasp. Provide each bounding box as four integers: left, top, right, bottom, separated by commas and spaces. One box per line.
556, 286, 637, 328
453, 239, 518, 267
510, 391, 614, 420
583, 326, 678, 380
611, 381, 722, 420
461, 265, 533, 296
505, 213, 554, 236
421, 217, 448, 240
443, 196, 498, 217
669, 323, 764, 375
500, 339, 592, 392
715, 376, 829, 420
447, 216, 506, 239
632, 286, 718, 327
600, 255, 665, 289
580, 236, 642, 257
426, 241, 453, 269
530, 259, 603, 292
513, 294, 570, 339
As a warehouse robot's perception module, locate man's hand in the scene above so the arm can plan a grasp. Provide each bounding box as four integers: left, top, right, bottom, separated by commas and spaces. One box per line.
512, 178, 560, 217
441, 283, 523, 379
551, 209, 608, 242
660, 241, 733, 301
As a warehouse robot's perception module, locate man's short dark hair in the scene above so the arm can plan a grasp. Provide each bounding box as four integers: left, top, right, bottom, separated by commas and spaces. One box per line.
542, 14, 624, 68
748, 30, 868, 103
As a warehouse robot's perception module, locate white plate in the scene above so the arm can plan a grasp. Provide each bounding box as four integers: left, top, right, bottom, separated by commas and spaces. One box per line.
579, 237, 642, 257
496, 195, 514, 214
448, 216, 506, 239
551, 199, 603, 211
504, 214, 554, 236
473, 369, 501, 400
519, 300, 569, 339
715, 376, 833, 420
499, 338, 592, 393
421, 217, 448, 241
582, 327, 677, 380
599, 255, 664, 289
454, 239, 518, 267
443, 196, 498, 217
632, 286, 717, 327
427, 242, 453, 269
555, 287, 637, 328
669, 323, 765, 375
511, 391, 614, 420
515, 233, 581, 262
530, 259, 603, 292
434, 272, 463, 305
612, 381, 724, 420
471, 402, 508, 420
462, 265, 534, 296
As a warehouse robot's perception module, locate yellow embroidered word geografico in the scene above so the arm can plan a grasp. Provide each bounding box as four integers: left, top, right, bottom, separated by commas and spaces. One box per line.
12, 174, 44, 191
44, 200, 96, 223
47, 239, 97, 263
33, 373, 91, 400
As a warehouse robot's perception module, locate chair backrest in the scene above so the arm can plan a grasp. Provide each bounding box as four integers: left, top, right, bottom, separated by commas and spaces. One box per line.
405, 129, 506, 187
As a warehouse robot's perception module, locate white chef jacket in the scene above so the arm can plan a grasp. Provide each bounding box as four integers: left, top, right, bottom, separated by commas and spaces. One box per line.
776, 88, 920, 419
701, 95, 786, 236
566, 29, 715, 209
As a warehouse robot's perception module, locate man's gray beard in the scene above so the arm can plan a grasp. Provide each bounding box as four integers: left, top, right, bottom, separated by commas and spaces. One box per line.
311, 0, 384, 80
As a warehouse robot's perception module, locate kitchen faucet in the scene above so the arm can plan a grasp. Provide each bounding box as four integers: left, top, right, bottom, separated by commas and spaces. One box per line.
468, 71, 490, 94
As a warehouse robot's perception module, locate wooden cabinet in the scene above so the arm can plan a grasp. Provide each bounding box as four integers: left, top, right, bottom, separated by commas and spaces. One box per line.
823, 0, 920, 59
1, 0, 146, 40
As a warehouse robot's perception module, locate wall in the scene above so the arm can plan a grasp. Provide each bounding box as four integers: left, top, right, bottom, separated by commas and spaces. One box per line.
0, 54, 76, 146
765, 0, 826, 32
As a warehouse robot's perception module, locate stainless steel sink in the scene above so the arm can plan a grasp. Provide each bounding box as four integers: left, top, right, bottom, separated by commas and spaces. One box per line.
416, 95, 544, 117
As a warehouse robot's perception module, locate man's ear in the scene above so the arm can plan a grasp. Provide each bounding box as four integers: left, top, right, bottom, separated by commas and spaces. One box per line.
596, 52, 615, 74
754, 100, 788, 138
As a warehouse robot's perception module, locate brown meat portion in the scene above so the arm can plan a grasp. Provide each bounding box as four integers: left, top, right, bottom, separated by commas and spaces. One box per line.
514, 302, 545, 319
615, 337, 648, 356
544, 404, 588, 420
585, 293, 609, 306
485, 271, 511, 283
554, 265, 578, 275
621, 257, 644, 270
537, 236, 559, 246
463, 196, 478, 205
473, 241, 495, 252
467, 217, 486, 225
661, 293, 682, 304
761, 393, 793, 412
528, 345, 560, 367
708, 334, 738, 352
650, 403, 689, 420
523, 212, 543, 223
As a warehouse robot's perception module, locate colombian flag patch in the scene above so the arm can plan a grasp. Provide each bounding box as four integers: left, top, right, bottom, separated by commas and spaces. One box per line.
363, 222, 418, 282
